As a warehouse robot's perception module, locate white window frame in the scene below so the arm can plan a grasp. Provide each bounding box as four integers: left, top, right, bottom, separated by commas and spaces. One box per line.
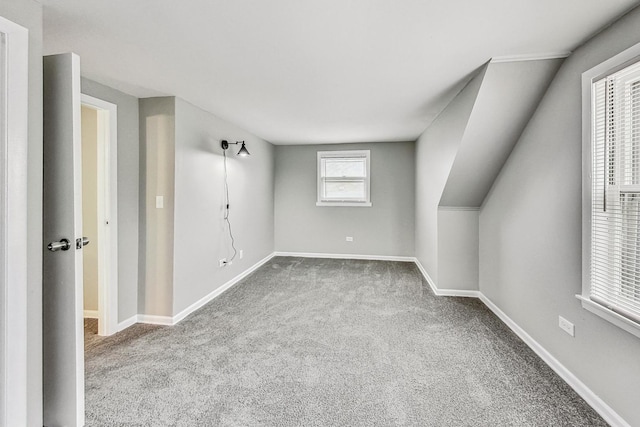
580, 41, 640, 339
316, 150, 371, 207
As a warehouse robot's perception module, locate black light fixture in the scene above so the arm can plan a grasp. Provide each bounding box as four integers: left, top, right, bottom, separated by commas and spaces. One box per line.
221, 140, 250, 156
237, 142, 250, 157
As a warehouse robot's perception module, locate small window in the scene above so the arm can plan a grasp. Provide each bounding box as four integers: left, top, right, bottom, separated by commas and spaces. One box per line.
582, 44, 640, 338
317, 150, 371, 207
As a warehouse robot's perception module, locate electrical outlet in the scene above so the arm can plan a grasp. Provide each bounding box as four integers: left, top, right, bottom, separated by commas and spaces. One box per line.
156, 196, 164, 209
559, 316, 575, 337
219, 258, 226, 267
239, 249, 244, 259
346, 236, 353, 242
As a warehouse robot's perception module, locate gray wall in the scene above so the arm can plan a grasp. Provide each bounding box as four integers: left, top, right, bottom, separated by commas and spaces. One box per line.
414, 71, 484, 283
138, 97, 275, 317
81, 78, 140, 322
172, 97, 275, 315
440, 59, 563, 207
479, 7, 640, 426
138, 97, 176, 317
437, 209, 478, 290
416, 60, 562, 291
275, 142, 415, 257
0, 1, 43, 425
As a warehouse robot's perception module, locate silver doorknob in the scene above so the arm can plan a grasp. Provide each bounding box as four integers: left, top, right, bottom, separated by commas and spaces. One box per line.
48, 238, 71, 252
76, 237, 90, 249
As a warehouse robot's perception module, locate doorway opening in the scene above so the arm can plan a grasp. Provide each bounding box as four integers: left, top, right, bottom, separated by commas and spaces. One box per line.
80, 94, 118, 336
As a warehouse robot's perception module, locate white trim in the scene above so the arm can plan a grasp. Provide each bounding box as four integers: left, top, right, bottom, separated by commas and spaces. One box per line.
491, 52, 570, 63
438, 206, 480, 211
172, 252, 275, 324
83, 310, 98, 319
576, 295, 640, 340
0, 16, 29, 427
70, 53, 85, 427
316, 201, 372, 207
274, 251, 414, 262
81, 94, 118, 337
480, 294, 631, 427
117, 315, 137, 332
137, 314, 174, 326
413, 258, 480, 297
413, 258, 437, 293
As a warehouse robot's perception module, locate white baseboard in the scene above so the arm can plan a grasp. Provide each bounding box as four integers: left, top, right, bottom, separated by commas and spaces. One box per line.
115, 313, 174, 329
137, 314, 174, 326
273, 251, 415, 262
172, 252, 276, 324
434, 288, 481, 298
478, 294, 630, 427
117, 315, 138, 332
83, 310, 99, 319
412, 258, 629, 427
413, 258, 480, 297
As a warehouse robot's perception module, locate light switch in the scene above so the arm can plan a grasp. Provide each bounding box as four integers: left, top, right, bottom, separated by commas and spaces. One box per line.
156, 196, 164, 209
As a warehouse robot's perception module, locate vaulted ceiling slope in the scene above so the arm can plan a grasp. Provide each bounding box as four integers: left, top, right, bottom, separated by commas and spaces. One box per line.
440, 58, 564, 208
41, 0, 637, 145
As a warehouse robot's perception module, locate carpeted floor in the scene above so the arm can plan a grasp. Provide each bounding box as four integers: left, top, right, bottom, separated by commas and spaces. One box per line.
85, 257, 606, 426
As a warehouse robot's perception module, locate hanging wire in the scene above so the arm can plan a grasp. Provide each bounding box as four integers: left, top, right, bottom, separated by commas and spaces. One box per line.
223, 147, 238, 262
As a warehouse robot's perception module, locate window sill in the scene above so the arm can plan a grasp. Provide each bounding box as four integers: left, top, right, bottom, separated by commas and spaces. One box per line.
316, 201, 372, 207
576, 294, 640, 339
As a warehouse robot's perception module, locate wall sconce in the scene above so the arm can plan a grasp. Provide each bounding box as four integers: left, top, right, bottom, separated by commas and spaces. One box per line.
221, 140, 250, 156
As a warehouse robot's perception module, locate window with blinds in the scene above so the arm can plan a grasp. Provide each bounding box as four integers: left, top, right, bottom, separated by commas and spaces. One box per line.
317, 150, 371, 207
588, 57, 640, 329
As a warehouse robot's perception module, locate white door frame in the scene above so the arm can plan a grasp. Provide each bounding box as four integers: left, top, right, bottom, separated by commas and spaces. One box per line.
0, 15, 29, 426
81, 94, 118, 336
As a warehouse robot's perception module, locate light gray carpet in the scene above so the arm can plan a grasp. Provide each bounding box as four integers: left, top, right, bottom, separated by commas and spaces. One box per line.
85, 257, 606, 426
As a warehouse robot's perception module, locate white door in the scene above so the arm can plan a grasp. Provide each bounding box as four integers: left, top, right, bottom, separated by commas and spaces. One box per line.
43, 53, 85, 427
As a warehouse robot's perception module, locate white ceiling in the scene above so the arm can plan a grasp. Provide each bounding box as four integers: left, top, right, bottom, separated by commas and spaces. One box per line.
41, 0, 638, 145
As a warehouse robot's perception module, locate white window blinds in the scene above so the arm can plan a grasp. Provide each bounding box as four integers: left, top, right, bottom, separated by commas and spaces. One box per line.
591, 60, 640, 324
317, 150, 371, 206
